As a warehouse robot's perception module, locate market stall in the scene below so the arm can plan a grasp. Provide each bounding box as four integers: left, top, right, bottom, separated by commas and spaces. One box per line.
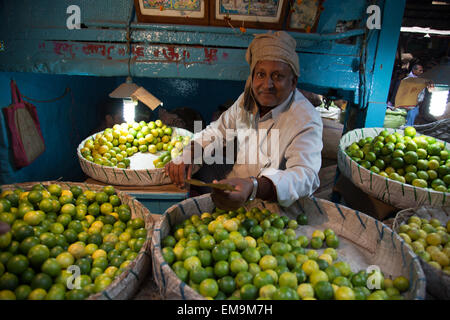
1, 0, 449, 303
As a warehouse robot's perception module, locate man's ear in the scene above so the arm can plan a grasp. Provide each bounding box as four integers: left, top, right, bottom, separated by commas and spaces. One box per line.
292, 76, 298, 89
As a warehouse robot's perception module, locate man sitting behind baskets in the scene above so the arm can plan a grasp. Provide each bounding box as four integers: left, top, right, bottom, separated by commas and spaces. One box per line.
165, 31, 323, 211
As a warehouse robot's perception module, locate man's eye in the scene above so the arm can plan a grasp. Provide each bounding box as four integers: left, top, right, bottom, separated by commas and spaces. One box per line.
256, 72, 265, 79
272, 73, 285, 81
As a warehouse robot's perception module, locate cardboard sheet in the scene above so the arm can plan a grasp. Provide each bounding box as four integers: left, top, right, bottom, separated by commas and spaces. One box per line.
395, 77, 429, 108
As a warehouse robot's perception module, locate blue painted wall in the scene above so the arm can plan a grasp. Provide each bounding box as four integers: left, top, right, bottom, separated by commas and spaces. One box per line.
0, 0, 366, 91
0, 0, 380, 96
0, 72, 116, 184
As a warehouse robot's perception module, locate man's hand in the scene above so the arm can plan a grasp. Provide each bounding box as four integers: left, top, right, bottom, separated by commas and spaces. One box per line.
210, 178, 254, 211
0, 222, 10, 235
164, 141, 198, 188
164, 155, 193, 188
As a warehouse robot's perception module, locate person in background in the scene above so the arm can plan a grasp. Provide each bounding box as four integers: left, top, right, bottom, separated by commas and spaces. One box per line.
92, 99, 124, 134
387, 59, 410, 108
298, 89, 323, 107
406, 63, 424, 78
92, 99, 153, 135
165, 31, 323, 211
158, 107, 204, 133
401, 64, 434, 126
134, 101, 152, 124
211, 100, 234, 123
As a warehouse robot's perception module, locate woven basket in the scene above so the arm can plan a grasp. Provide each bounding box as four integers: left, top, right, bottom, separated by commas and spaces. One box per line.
151, 194, 426, 300
0, 181, 154, 300
393, 206, 450, 299
77, 128, 196, 186
338, 127, 450, 209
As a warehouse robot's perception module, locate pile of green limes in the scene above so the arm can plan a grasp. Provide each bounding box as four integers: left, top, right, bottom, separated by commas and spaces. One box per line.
0, 184, 146, 300
153, 135, 191, 169
398, 215, 450, 273
345, 126, 450, 192
80, 119, 190, 169
161, 206, 410, 300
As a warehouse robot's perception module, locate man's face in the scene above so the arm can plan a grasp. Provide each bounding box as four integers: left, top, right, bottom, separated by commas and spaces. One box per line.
412, 65, 424, 76
252, 60, 297, 108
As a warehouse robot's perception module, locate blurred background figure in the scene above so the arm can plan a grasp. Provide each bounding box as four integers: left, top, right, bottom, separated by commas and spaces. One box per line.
299, 89, 323, 107
92, 98, 124, 134
92, 99, 153, 134
387, 54, 414, 108
402, 63, 434, 125
211, 100, 234, 123
158, 107, 204, 133
134, 101, 152, 123
406, 63, 424, 78
391, 63, 435, 126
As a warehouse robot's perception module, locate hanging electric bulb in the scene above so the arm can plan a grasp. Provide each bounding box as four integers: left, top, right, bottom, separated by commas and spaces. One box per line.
109, 12, 162, 115
123, 98, 138, 123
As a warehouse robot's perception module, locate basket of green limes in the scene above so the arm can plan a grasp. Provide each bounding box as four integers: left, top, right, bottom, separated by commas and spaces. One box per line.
77, 119, 194, 186
393, 206, 450, 299
338, 126, 450, 209
0, 181, 154, 300
151, 194, 425, 300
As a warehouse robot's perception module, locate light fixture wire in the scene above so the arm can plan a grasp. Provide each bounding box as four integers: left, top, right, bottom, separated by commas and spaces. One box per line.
126, 0, 134, 79
109, 1, 162, 110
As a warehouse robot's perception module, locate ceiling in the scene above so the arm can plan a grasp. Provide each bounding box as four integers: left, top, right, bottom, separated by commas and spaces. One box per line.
403, 0, 450, 30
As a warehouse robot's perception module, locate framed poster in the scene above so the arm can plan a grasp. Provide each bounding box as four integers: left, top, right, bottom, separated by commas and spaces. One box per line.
210, 0, 288, 30
134, 0, 209, 25
287, 0, 323, 33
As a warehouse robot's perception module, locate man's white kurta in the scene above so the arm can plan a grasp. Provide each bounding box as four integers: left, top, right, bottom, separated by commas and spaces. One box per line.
193, 89, 323, 208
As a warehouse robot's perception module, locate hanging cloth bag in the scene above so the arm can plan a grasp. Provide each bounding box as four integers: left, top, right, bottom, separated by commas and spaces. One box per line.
3, 80, 45, 168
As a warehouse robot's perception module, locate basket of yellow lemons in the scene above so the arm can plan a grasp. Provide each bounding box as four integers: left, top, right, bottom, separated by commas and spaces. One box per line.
393, 206, 450, 299
338, 126, 450, 209
0, 181, 154, 300
77, 120, 193, 186
151, 194, 425, 300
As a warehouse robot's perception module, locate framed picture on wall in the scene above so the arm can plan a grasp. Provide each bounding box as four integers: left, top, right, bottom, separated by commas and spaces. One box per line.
286, 0, 324, 33
134, 0, 209, 25
210, 0, 288, 30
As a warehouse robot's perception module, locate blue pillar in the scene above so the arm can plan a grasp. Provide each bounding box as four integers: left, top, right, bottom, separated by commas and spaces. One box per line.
363, 0, 406, 128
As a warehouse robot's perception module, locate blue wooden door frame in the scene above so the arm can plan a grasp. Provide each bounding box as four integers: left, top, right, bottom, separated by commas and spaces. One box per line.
361, 0, 406, 128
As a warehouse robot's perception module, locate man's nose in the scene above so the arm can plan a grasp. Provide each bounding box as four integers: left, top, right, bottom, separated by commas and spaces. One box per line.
263, 76, 274, 88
